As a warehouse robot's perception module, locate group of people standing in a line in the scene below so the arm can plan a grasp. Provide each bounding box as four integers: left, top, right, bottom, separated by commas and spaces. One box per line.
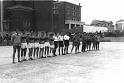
71, 32, 100, 54
11, 31, 70, 64
11, 31, 101, 64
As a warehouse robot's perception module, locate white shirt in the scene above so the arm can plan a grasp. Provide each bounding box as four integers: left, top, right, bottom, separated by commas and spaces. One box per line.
64, 35, 70, 40
53, 36, 58, 41
58, 35, 64, 41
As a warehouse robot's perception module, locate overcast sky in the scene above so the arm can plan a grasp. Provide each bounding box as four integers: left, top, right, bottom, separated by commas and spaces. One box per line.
59, 0, 124, 24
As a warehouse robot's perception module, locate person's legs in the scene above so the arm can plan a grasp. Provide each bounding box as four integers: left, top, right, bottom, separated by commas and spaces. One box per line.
71, 45, 74, 53
24, 48, 27, 60
47, 47, 49, 56
30, 48, 33, 60
41, 48, 44, 58
83, 43, 86, 52
44, 47, 47, 55
53, 41, 58, 56
39, 48, 41, 58
66, 45, 69, 54
77, 43, 80, 53
59, 46, 61, 55
95, 42, 97, 50
17, 46, 21, 62
96, 42, 100, 50
12, 46, 16, 64
89, 42, 91, 51
75, 46, 78, 54
33, 48, 36, 59
98, 42, 100, 50
58, 41, 61, 55
61, 47, 64, 55
52, 48, 54, 56
21, 48, 24, 61
36, 48, 39, 58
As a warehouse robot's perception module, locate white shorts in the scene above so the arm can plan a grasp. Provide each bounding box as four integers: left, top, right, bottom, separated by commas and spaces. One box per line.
44, 42, 50, 47
28, 43, 34, 48
50, 45, 54, 48
21, 43, 27, 49
40, 44, 44, 48
34, 43, 39, 48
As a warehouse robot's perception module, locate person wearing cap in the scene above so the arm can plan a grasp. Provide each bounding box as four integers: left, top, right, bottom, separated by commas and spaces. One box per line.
11, 31, 21, 64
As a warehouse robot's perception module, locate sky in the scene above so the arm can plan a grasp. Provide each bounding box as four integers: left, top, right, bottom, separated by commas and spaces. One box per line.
59, 0, 124, 24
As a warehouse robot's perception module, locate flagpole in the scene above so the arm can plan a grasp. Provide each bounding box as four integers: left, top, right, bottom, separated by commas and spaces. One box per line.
1, 0, 3, 37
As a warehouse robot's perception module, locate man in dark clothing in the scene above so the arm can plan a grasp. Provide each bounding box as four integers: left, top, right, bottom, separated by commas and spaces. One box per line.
81, 33, 87, 52
11, 32, 21, 64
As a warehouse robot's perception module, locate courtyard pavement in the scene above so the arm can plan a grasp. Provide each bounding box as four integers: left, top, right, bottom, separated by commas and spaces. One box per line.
0, 42, 124, 83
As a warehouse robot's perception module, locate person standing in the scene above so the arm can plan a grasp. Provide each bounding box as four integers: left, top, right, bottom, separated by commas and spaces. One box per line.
49, 34, 55, 56
58, 32, 64, 55
27, 34, 34, 60
81, 33, 87, 52
39, 32, 45, 58
53, 33, 58, 56
64, 33, 70, 54
20, 34, 28, 62
96, 34, 100, 50
11, 31, 21, 64
34, 37, 40, 59
44, 32, 50, 57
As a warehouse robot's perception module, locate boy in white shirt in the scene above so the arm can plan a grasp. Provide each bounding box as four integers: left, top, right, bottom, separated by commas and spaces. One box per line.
63, 33, 70, 54
58, 32, 64, 55
53, 33, 58, 56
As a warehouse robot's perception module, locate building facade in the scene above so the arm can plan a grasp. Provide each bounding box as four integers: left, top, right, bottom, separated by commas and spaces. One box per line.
115, 19, 124, 31
2, 0, 83, 33
91, 20, 114, 31
59, 1, 84, 30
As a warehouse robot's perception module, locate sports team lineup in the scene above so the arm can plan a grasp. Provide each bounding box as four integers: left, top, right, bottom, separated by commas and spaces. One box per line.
11, 30, 101, 64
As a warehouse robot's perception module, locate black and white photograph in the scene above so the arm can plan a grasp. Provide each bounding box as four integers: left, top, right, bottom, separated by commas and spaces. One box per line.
0, 0, 124, 83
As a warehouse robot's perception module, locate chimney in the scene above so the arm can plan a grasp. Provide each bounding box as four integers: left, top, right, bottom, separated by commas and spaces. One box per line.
79, 3, 80, 6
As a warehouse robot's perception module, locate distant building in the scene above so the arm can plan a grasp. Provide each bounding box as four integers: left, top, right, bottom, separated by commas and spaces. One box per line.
115, 19, 124, 31
91, 20, 114, 31
83, 24, 108, 33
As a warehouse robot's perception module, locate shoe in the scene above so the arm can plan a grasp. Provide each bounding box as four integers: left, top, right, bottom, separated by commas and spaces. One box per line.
53, 54, 57, 56
13, 62, 15, 64
23, 59, 27, 61
18, 61, 21, 63
30, 58, 33, 60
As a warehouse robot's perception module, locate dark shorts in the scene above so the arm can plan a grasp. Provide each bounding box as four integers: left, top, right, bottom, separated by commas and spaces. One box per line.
64, 40, 69, 46
13, 45, 21, 49
54, 41, 58, 48
58, 41, 64, 47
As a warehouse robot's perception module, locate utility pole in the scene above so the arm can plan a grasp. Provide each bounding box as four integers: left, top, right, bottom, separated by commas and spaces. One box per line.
1, 0, 3, 37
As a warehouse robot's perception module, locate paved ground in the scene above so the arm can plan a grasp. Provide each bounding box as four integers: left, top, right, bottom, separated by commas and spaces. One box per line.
0, 42, 124, 83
